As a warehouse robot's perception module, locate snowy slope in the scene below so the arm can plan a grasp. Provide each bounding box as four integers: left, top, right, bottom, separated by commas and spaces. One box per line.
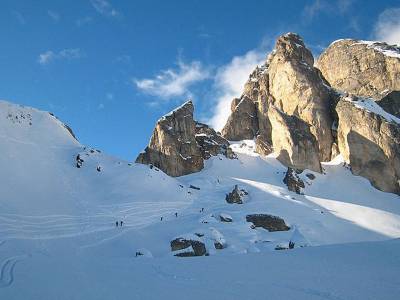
1, 100, 400, 299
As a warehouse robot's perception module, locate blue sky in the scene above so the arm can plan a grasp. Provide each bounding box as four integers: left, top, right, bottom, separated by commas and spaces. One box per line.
1, 0, 400, 160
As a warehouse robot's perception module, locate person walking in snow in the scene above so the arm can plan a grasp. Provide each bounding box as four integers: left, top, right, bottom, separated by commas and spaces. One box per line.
175, 212, 178, 218
115, 221, 118, 227
160, 216, 163, 221
120, 221, 123, 227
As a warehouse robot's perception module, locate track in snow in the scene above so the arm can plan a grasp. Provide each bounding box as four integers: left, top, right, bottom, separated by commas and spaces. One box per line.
0, 201, 188, 240
0, 255, 28, 288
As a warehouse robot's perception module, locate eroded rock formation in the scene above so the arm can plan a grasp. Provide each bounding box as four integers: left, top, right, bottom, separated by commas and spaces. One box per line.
137, 101, 234, 177
336, 96, 400, 194
268, 105, 321, 173
317, 39, 400, 99
136, 101, 204, 177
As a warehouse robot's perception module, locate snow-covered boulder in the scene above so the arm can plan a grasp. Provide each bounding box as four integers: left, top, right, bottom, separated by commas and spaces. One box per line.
170, 236, 207, 257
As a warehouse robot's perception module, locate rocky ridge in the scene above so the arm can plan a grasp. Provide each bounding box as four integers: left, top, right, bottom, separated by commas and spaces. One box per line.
137, 33, 400, 195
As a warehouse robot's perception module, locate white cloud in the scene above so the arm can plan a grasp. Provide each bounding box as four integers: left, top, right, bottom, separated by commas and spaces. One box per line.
38, 48, 83, 65
133, 60, 210, 100
303, 0, 328, 20
90, 0, 119, 17
373, 7, 400, 45
47, 10, 60, 22
207, 50, 265, 131
337, 0, 355, 14
76, 16, 93, 27
303, 0, 354, 21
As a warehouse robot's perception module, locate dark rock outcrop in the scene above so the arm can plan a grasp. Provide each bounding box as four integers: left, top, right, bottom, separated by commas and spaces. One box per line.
246, 214, 290, 232
195, 122, 235, 159
225, 185, 245, 204
170, 237, 207, 257
283, 168, 305, 194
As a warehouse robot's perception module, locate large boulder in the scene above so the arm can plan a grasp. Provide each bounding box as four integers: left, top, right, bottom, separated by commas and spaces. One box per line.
268, 33, 334, 161
317, 39, 400, 99
225, 185, 247, 204
268, 105, 322, 173
246, 214, 290, 232
136, 101, 203, 176
336, 96, 400, 194
221, 96, 259, 140
170, 237, 207, 257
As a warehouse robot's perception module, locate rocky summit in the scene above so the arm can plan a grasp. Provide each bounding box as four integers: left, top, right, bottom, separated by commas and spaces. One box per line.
317, 39, 400, 100
136, 100, 234, 177
136, 32, 400, 195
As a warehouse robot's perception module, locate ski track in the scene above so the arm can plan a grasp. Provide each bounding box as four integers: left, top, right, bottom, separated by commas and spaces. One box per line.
0, 255, 28, 288
0, 201, 189, 241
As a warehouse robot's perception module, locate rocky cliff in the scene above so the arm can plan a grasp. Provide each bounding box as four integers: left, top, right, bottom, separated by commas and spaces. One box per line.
317, 39, 400, 100
136, 100, 233, 176
222, 32, 334, 171
336, 96, 400, 194
138, 33, 400, 195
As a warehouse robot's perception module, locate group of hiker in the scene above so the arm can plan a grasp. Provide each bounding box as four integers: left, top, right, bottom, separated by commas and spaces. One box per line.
159, 208, 205, 222
116, 207, 207, 227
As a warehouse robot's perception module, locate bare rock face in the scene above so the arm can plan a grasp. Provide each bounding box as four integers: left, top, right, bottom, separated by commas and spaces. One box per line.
221, 96, 259, 140
246, 214, 290, 232
268, 33, 334, 161
268, 105, 322, 173
243, 64, 273, 144
136, 101, 204, 177
255, 134, 273, 156
336, 96, 400, 194
195, 122, 235, 159
377, 91, 400, 118
317, 39, 400, 100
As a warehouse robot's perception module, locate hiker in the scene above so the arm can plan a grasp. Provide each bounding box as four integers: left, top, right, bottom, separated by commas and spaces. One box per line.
175, 212, 178, 218
120, 221, 123, 226
160, 216, 163, 221
201, 208, 204, 212
115, 221, 118, 227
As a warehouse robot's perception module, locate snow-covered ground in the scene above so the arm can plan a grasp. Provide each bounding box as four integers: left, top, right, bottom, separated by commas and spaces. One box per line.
1, 100, 400, 299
